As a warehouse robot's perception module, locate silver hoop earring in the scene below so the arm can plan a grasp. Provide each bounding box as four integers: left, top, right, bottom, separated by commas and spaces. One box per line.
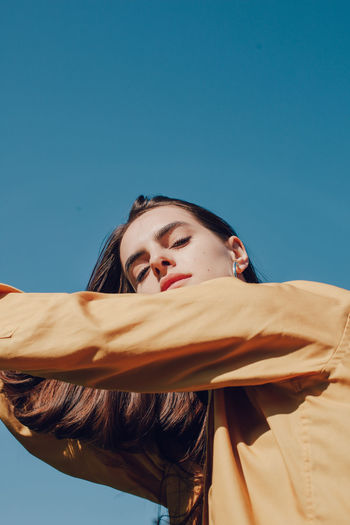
233, 261, 237, 278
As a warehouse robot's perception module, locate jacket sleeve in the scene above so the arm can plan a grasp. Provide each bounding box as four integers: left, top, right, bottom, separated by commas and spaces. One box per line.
0, 278, 349, 392
0, 380, 165, 504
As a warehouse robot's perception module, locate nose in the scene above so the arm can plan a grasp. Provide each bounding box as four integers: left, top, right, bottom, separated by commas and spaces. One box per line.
150, 254, 175, 279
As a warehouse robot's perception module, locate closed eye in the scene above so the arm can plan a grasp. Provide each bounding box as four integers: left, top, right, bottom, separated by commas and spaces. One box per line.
171, 236, 191, 248
136, 266, 150, 283
135, 236, 191, 284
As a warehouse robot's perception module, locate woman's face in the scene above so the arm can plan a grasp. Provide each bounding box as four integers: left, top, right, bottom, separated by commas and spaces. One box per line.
120, 205, 248, 294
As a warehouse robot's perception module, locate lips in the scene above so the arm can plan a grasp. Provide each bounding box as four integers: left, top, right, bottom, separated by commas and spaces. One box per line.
160, 273, 192, 292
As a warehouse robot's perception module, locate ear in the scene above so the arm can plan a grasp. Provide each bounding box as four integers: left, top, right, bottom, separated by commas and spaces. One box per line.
226, 236, 249, 278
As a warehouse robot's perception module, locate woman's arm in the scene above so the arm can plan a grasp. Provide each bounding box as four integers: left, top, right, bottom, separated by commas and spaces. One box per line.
0, 278, 349, 392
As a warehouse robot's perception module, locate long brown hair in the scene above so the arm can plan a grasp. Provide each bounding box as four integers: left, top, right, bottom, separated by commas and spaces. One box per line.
1, 195, 260, 524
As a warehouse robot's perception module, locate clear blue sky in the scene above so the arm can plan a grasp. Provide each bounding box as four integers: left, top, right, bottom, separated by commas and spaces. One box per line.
1, 1, 349, 524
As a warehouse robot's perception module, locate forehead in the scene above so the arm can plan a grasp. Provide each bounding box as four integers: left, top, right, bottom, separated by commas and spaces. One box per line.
120, 205, 201, 259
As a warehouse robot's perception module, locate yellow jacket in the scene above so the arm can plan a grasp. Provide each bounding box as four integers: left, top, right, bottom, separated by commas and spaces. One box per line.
0, 278, 350, 524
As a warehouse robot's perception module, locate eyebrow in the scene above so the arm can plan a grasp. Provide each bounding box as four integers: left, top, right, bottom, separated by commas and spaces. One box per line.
124, 221, 190, 276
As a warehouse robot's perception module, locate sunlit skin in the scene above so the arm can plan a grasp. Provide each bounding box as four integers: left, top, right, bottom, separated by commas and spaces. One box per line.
120, 205, 249, 294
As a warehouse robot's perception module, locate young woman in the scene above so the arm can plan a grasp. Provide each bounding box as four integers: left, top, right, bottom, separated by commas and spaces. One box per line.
0, 195, 350, 524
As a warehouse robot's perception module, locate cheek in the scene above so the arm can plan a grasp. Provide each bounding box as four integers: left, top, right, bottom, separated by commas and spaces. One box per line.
190, 244, 231, 276
138, 274, 159, 294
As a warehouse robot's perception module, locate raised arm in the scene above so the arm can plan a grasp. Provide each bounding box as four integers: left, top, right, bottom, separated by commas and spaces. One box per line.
0, 278, 349, 392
